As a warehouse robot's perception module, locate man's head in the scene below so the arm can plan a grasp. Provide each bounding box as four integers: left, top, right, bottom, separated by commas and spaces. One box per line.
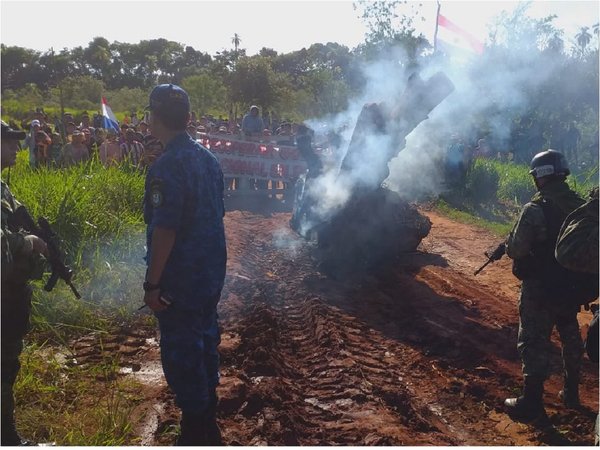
139, 121, 149, 132
146, 84, 190, 133
51, 132, 63, 145
66, 122, 77, 135
31, 119, 41, 131
1, 121, 26, 167
529, 149, 570, 189
125, 128, 136, 143
71, 129, 84, 144
250, 105, 259, 116
106, 128, 117, 141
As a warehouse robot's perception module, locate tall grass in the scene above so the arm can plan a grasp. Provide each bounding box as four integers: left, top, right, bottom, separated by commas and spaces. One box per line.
442, 158, 598, 235
4, 151, 148, 340
6, 152, 149, 444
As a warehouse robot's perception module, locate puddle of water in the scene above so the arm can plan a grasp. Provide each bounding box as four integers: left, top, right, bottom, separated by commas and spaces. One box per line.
139, 402, 165, 446
130, 359, 165, 385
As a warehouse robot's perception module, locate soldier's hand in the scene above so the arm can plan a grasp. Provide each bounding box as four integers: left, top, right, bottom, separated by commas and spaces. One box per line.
143, 289, 167, 312
25, 235, 48, 257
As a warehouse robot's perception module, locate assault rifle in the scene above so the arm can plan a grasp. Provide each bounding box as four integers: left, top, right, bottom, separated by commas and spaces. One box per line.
9, 207, 81, 299
474, 242, 506, 276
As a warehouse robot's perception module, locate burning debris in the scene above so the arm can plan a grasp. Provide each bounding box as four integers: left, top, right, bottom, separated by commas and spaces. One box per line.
291, 71, 455, 275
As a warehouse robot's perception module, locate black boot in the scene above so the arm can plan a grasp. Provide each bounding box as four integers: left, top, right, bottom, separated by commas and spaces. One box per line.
204, 393, 223, 446
504, 376, 546, 421
559, 375, 580, 409
1, 417, 34, 446
176, 411, 205, 446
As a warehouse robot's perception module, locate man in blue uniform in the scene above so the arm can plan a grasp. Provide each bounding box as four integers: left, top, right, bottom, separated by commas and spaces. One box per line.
142, 84, 227, 445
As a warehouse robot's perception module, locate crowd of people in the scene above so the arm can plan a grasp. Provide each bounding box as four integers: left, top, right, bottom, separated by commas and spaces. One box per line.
8, 105, 313, 172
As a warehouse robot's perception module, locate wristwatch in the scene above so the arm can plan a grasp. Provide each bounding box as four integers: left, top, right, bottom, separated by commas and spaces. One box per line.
143, 281, 161, 292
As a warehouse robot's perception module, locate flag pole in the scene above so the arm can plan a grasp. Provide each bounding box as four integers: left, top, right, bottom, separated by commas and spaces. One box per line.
433, 0, 441, 53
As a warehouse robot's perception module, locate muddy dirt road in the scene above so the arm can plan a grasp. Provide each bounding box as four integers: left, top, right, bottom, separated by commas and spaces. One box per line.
76, 203, 598, 445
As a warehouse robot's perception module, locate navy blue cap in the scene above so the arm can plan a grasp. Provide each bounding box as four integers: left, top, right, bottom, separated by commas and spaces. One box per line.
146, 84, 190, 113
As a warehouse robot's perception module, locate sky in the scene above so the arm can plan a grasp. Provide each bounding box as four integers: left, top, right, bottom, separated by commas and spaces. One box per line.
0, 0, 598, 56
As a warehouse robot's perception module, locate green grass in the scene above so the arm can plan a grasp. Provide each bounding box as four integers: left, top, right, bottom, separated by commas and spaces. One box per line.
435, 199, 513, 237
439, 159, 599, 237
15, 341, 142, 445
5, 152, 150, 445
4, 150, 148, 341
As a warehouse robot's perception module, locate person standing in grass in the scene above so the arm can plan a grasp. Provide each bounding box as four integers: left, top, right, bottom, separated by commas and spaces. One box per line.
59, 129, 90, 167
142, 84, 227, 445
1, 121, 48, 445
99, 129, 122, 167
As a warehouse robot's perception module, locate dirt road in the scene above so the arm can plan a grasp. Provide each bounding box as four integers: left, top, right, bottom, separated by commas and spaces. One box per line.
78, 204, 598, 445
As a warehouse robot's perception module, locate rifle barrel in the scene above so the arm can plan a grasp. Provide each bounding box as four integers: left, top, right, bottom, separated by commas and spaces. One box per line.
474, 259, 491, 276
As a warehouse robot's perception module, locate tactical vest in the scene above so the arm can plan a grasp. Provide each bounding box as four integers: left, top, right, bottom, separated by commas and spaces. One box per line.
512, 197, 599, 306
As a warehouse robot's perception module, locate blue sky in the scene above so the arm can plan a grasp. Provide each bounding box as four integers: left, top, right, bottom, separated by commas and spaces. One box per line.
1, 1, 598, 55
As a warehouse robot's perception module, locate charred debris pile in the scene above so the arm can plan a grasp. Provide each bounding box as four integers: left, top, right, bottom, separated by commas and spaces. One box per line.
291, 72, 455, 276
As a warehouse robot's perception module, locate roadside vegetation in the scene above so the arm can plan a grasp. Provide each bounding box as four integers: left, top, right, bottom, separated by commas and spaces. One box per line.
437, 158, 598, 237
3, 151, 147, 444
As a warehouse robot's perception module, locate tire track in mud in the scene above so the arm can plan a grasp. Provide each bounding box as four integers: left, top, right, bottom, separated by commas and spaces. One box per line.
220, 213, 478, 445
218, 210, 598, 446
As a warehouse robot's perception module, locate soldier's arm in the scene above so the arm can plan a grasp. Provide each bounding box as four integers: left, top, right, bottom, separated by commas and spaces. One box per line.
506, 203, 546, 260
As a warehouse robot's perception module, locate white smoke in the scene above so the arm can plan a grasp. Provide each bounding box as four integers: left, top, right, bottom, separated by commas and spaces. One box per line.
299, 19, 571, 220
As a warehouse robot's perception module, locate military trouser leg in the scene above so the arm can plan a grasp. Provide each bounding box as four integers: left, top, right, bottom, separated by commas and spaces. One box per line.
517, 289, 554, 379
556, 312, 583, 407
1, 339, 23, 446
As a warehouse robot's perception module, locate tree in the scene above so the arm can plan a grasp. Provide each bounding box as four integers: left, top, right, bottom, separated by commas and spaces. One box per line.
181, 73, 227, 115
1, 45, 41, 90
229, 56, 281, 110
575, 26, 592, 57
231, 33, 242, 53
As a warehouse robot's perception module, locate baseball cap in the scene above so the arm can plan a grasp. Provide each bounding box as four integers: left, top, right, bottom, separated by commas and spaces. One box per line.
146, 84, 190, 113
1, 121, 26, 140
31, 119, 41, 127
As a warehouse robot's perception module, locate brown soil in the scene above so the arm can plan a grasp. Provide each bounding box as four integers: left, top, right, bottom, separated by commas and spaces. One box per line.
70, 202, 599, 445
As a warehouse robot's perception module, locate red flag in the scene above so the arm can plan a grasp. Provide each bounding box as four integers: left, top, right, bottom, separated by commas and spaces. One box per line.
437, 13, 484, 55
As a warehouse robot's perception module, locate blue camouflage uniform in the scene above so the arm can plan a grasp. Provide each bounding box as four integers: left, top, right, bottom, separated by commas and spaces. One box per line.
144, 132, 227, 415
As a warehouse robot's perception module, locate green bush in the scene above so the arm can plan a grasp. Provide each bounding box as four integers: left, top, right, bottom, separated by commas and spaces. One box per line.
495, 161, 535, 205
465, 159, 500, 204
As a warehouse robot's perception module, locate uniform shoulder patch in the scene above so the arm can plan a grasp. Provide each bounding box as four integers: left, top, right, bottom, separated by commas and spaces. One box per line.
149, 178, 164, 208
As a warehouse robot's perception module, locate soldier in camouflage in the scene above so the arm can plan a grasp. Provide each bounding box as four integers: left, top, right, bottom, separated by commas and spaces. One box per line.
1, 121, 48, 445
555, 186, 599, 445
504, 149, 586, 421
142, 85, 227, 445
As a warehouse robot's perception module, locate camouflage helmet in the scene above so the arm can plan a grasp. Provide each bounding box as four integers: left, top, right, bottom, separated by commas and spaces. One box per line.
529, 149, 570, 179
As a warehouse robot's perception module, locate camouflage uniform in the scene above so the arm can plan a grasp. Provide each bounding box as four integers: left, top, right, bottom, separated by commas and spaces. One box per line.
1, 180, 45, 445
144, 132, 227, 415
506, 179, 585, 381
555, 188, 599, 445
555, 187, 599, 274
